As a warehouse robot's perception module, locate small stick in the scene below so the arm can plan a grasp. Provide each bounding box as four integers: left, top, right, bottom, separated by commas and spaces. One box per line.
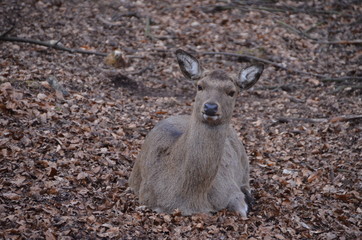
97, 13, 140, 26
275, 117, 328, 124
275, 20, 317, 41
321, 76, 362, 82
200, 51, 325, 77
0, 36, 107, 56
317, 39, 362, 45
0, 24, 15, 37
273, 115, 362, 125
97, 16, 124, 26
145, 16, 156, 41
276, 20, 362, 45
151, 49, 358, 82
329, 115, 362, 122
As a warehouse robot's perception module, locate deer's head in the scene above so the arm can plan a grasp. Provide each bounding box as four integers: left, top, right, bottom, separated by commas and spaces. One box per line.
176, 49, 264, 126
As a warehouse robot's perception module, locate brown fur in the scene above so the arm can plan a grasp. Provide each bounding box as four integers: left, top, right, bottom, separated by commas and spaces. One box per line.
129, 50, 263, 216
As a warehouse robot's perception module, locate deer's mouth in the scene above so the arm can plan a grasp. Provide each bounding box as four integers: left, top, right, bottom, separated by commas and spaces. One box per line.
202, 113, 220, 122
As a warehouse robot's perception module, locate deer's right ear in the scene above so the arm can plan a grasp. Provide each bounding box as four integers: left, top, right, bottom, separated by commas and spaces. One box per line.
176, 49, 203, 80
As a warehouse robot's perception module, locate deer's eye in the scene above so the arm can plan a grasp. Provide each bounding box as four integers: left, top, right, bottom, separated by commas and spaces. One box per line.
228, 90, 235, 97
197, 85, 203, 91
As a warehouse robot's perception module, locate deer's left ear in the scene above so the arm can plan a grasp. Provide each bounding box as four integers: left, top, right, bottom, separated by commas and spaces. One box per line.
236, 64, 264, 90
176, 49, 203, 80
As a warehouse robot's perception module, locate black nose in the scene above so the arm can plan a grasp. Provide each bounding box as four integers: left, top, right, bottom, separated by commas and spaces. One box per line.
204, 102, 218, 116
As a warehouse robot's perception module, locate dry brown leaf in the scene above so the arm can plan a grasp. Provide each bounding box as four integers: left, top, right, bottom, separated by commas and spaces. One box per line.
3, 193, 21, 200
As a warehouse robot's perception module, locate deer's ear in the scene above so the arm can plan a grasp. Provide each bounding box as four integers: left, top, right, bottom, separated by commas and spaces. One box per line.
176, 49, 203, 80
236, 64, 264, 90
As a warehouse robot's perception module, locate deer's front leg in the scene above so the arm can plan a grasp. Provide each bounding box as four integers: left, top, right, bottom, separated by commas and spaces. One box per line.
227, 191, 249, 217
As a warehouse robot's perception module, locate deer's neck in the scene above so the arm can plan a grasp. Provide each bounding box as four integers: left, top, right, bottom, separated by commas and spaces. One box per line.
179, 115, 229, 195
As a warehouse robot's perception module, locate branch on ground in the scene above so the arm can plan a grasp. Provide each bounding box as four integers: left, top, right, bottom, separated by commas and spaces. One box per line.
151, 49, 358, 86
322, 77, 362, 92
276, 20, 362, 45
1, 24, 15, 37
321, 76, 362, 82
201, 2, 355, 17
199, 51, 326, 77
97, 13, 141, 26
332, 84, 362, 93
1, 36, 359, 89
0, 36, 108, 56
274, 117, 328, 124
101, 65, 153, 76
273, 115, 362, 125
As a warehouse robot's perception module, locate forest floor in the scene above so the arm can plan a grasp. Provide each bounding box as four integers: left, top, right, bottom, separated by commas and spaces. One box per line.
0, 0, 361, 239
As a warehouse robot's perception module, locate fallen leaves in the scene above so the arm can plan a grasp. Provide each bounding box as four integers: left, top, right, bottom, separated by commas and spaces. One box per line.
1, 0, 362, 239
2, 193, 21, 200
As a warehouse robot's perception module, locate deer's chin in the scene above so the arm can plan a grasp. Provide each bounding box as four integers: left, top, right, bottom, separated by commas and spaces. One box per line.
202, 114, 220, 122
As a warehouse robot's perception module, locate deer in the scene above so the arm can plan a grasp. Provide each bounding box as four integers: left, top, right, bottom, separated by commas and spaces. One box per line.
129, 49, 264, 216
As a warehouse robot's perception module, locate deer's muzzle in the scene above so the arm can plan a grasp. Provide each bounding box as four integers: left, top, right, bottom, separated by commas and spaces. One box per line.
203, 102, 218, 116
202, 102, 220, 122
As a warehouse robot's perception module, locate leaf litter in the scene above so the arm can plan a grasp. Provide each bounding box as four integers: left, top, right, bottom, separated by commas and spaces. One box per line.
0, 0, 361, 239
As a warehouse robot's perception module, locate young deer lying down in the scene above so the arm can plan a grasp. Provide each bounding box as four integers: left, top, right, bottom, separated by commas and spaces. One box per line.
129, 49, 263, 216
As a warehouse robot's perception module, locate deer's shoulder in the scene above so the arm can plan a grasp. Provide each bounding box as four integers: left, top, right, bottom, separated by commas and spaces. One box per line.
152, 115, 189, 138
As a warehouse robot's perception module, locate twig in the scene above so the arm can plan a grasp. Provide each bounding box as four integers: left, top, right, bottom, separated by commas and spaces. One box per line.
100, 65, 153, 76
254, 84, 299, 94
273, 115, 362, 125
275, 20, 317, 41
152, 49, 359, 83
145, 16, 156, 41
151, 49, 358, 84
199, 51, 325, 77
329, 115, 362, 122
351, 84, 362, 90
321, 76, 362, 82
53, 38, 63, 46
276, 20, 362, 45
1, 24, 15, 37
318, 39, 362, 45
129, 65, 154, 75
250, 5, 339, 15
214, 1, 342, 16
201, 4, 236, 13
0, 36, 107, 56
119, 12, 140, 18
332, 84, 362, 93
97, 14, 140, 26
97, 16, 123, 26
201, 2, 339, 15
201, 51, 285, 68
322, 77, 362, 93
275, 117, 328, 124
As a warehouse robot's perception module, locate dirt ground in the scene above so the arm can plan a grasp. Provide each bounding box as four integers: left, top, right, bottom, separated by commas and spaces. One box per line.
0, 0, 361, 239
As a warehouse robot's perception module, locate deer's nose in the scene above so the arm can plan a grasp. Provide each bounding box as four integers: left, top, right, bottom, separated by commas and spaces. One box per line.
204, 102, 218, 116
